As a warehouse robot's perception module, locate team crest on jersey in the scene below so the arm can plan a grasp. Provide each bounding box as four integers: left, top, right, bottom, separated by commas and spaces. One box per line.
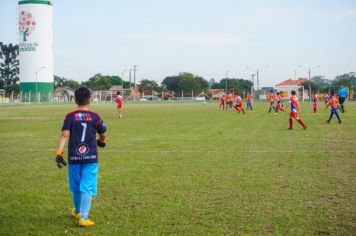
76, 143, 89, 156
75, 113, 92, 121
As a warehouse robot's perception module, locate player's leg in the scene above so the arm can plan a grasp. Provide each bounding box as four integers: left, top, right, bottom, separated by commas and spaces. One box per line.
334, 110, 342, 123
296, 117, 306, 129
79, 163, 98, 226
327, 110, 334, 123
68, 164, 82, 219
241, 106, 245, 114
339, 98, 345, 113
289, 112, 293, 129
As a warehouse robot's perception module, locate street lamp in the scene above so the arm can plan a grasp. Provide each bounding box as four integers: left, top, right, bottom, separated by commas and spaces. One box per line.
294, 65, 301, 80
121, 69, 127, 91
35, 66, 46, 102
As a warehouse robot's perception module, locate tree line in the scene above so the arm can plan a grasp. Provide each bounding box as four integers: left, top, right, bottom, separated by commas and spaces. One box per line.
1, 42, 355, 96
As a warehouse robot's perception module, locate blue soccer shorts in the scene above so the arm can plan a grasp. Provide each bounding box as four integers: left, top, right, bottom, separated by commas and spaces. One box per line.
68, 163, 99, 196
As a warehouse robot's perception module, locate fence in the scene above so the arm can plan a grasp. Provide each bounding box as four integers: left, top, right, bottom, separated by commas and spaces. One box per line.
1, 89, 355, 104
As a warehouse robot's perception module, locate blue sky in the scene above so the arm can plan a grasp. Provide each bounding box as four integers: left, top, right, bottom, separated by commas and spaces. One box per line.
1, 0, 356, 86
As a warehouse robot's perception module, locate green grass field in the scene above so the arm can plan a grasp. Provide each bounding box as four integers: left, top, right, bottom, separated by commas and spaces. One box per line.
0, 101, 355, 235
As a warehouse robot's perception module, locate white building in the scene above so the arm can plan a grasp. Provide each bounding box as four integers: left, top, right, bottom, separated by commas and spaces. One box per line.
276, 78, 309, 100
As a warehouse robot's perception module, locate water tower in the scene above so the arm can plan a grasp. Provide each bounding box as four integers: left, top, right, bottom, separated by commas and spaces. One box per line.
18, 0, 53, 101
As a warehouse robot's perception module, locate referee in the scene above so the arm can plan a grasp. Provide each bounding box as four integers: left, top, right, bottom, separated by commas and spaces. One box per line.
338, 85, 348, 113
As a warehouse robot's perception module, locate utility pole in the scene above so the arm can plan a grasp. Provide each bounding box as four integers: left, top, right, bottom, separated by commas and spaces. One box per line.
129, 69, 132, 89
133, 65, 138, 88
251, 74, 255, 99
225, 70, 229, 93
256, 69, 259, 91
308, 68, 311, 102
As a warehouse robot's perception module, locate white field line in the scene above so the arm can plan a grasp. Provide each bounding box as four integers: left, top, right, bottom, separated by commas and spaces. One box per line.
0, 148, 353, 154
3, 137, 356, 143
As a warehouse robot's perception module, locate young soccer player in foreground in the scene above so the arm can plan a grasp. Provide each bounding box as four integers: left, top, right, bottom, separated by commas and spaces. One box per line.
55, 87, 107, 227
326, 91, 342, 124
115, 91, 123, 118
285, 90, 307, 130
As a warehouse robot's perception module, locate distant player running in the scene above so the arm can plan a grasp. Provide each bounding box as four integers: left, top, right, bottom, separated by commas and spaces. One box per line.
274, 92, 285, 113
115, 91, 123, 118
324, 93, 329, 108
268, 90, 276, 113
219, 94, 226, 110
246, 92, 253, 111
285, 90, 307, 130
234, 94, 245, 114
326, 91, 342, 124
312, 94, 318, 113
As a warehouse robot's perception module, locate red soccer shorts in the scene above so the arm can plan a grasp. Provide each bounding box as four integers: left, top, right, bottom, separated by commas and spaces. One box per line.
289, 111, 299, 119
117, 102, 122, 109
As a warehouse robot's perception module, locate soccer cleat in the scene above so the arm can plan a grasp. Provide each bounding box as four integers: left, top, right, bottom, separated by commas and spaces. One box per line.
338, 121, 342, 124
288, 128, 293, 130
326, 121, 330, 124
79, 218, 95, 227
71, 208, 81, 220
303, 126, 307, 130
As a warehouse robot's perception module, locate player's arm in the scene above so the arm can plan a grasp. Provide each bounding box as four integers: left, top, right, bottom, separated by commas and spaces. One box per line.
96, 118, 107, 148
296, 103, 301, 114
55, 130, 69, 168
97, 132, 106, 148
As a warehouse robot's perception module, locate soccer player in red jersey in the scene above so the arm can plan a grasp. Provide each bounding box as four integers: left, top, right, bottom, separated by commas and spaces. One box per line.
326, 91, 342, 124
219, 94, 226, 110
234, 94, 245, 114
274, 92, 285, 113
312, 94, 318, 113
246, 92, 253, 111
268, 90, 276, 113
114, 91, 123, 118
285, 90, 307, 130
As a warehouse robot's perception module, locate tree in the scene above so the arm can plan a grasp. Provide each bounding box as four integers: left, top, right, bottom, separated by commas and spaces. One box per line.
0, 42, 19, 93
139, 79, 160, 94
302, 80, 320, 93
161, 72, 209, 95
217, 78, 252, 95
331, 73, 356, 91
310, 75, 332, 92
64, 80, 80, 89
54, 75, 67, 87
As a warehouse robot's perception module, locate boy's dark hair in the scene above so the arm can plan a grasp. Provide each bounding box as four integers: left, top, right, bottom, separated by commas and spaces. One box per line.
75, 87, 91, 105
117, 91, 121, 95
291, 90, 296, 95
277, 92, 280, 95
270, 90, 274, 93
331, 91, 335, 96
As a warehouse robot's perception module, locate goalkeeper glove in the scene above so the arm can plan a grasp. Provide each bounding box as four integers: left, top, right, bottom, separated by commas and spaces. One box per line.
55, 150, 67, 168
97, 139, 106, 148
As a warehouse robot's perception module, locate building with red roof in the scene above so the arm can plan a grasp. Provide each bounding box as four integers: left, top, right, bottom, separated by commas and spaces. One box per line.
276, 78, 309, 100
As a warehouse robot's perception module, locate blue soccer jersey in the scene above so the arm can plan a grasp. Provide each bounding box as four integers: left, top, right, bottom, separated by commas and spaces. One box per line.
62, 110, 106, 164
